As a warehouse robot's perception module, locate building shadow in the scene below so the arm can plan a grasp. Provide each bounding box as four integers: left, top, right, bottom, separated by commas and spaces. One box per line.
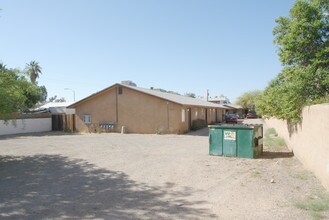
260, 151, 294, 159
185, 128, 209, 137
0, 155, 216, 219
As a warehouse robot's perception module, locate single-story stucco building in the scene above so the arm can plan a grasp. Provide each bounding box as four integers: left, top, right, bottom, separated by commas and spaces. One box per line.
68, 83, 228, 134
222, 104, 246, 115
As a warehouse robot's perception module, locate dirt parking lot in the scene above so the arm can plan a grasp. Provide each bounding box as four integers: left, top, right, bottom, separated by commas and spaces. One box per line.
0, 120, 328, 219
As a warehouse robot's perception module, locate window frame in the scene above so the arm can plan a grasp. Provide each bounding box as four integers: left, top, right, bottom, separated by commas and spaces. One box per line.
118, 87, 123, 95
181, 109, 185, 122
83, 114, 92, 124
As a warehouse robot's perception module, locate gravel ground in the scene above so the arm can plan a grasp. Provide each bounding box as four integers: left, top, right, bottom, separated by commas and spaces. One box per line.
0, 119, 328, 219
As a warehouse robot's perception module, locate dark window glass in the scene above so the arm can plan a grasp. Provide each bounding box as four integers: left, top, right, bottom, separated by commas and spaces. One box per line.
118, 87, 123, 95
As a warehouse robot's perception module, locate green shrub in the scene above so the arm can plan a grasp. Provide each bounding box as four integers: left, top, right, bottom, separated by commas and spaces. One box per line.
191, 119, 207, 131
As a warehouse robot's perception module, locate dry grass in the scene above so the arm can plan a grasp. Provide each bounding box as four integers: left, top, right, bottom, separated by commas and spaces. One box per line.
295, 193, 329, 219
264, 128, 286, 150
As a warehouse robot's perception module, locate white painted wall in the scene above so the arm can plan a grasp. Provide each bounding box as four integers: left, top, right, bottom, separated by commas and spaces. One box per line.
0, 118, 52, 136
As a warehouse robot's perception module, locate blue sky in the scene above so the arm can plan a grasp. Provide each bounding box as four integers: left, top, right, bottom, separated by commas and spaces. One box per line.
0, 0, 295, 102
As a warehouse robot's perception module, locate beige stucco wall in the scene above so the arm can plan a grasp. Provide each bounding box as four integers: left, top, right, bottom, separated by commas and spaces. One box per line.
117, 87, 185, 134
74, 88, 117, 132
191, 108, 206, 121
207, 109, 216, 124
265, 104, 329, 191
74, 86, 190, 134
216, 109, 224, 122
73, 85, 227, 134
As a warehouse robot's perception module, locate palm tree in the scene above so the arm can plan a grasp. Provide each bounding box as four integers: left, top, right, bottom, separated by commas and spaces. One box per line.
0, 63, 6, 72
25, 60, 42, 84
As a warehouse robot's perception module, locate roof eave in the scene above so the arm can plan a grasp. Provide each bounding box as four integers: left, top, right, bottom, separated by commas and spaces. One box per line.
68, 83, 120, 108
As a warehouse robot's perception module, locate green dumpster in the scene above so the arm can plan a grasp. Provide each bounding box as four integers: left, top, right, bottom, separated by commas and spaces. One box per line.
208, 124, 263, 158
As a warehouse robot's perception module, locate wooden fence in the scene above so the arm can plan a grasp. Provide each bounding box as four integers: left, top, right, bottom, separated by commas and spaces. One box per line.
52, 114, 75, 132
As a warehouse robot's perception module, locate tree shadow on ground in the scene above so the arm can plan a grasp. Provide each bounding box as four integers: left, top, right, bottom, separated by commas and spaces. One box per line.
0, 131, 80, 140
0, 155, 216, 219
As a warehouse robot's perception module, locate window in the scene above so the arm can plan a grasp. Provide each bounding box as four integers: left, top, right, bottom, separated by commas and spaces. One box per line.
83, 115, 91, 124
181, 109, 185, 122
118, 87, 123, 95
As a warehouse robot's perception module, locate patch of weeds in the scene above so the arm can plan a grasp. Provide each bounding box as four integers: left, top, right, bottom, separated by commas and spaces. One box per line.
250, 170, 261, 178
155, 128, 161, 134
291, 172, 309, 180
264, 128, 286, 150
265, 128, 277, 138
311, 212, 324, 220
264, 137, 286, 147
295, 193, 329, 219
63, 127, 74, 133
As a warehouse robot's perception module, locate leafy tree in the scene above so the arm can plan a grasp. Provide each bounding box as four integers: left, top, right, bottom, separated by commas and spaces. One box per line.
48, 95, 66, 103
54, 97, 66, 102
0, 63, 47, 118
25, 60, 42, 85
257, 69, 304, 123
184, 92, 196, 98
235, 90, 262, 110
273, 0, 329, 68
257, 0, 329, 123
0, 63, 6, 71
48, 95, 58, 102
0, 67, 26, 117
37, 85, 48, 103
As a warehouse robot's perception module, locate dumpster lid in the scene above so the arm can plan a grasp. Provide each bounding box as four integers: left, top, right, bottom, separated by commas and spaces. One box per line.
208, 124, 262, 129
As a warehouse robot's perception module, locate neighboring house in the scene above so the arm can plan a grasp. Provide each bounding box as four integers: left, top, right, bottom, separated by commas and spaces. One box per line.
208, 95, 231, 104
35, 102, 76, 131
36, 102, 74, 114
68, 83, 228, 134
207, 98, 239, 114
222, 104, 245, 114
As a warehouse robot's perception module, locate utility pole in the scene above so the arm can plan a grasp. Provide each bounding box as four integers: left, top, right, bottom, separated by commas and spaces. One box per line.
207, 89, 209, 101
65, 88, 75, 102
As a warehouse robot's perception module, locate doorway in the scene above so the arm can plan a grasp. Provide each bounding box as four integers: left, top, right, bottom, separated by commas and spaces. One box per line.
187, 108, 191, 130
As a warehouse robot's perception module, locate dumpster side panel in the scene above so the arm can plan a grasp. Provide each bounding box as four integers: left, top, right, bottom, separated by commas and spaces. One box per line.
253, 126, 263, 157
209, 128, 223, 155
237, 129, 253, 158
223, 129, 237, 156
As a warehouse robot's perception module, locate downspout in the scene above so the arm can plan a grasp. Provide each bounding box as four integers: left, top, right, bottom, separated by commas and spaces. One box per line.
116, 87, 119, 123
167, 102, 169, 132
215, 109, 217, 123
